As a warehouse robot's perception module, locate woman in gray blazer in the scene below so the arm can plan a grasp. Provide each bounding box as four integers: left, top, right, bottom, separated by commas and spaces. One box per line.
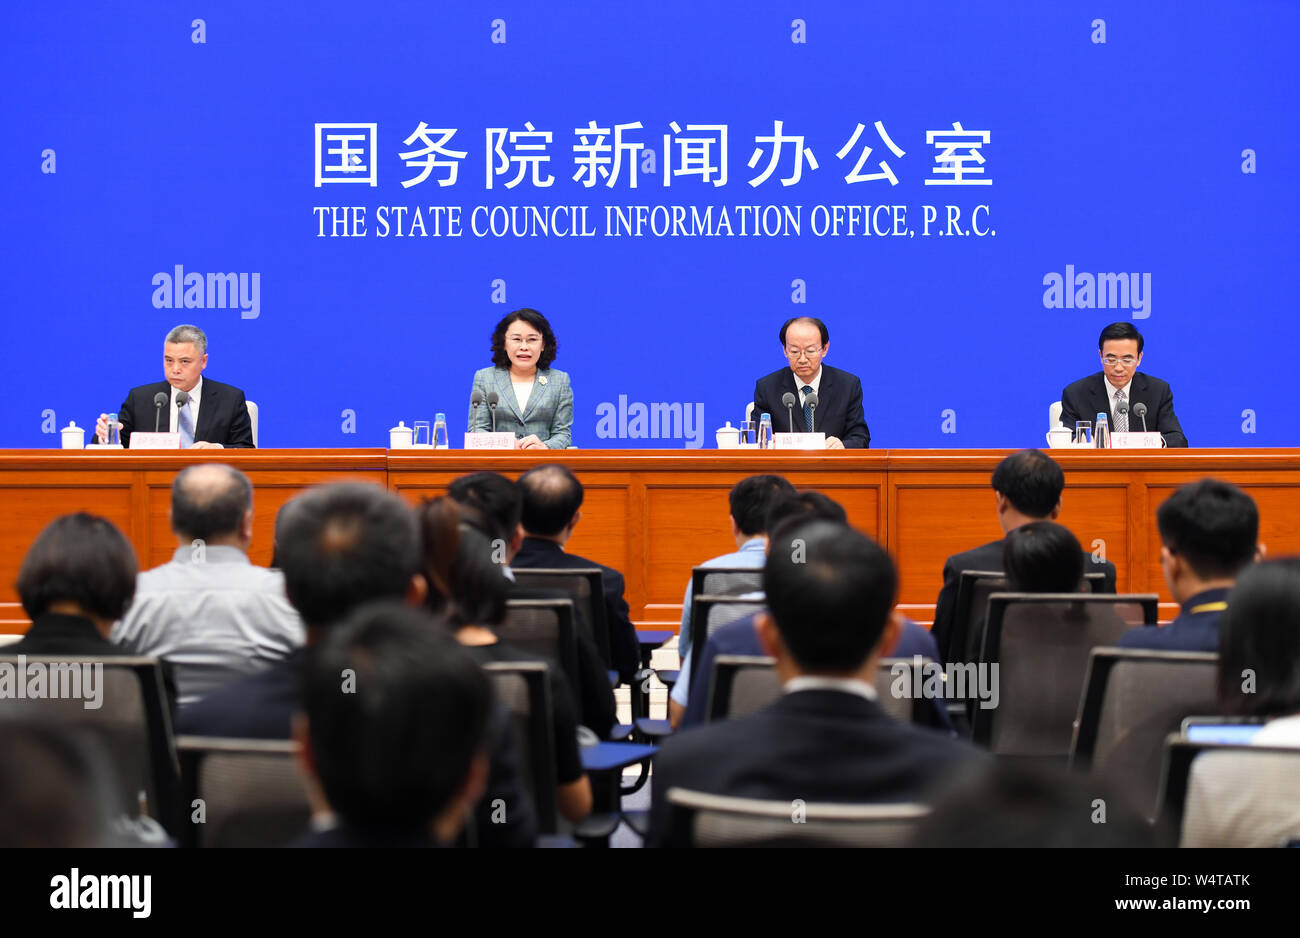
468, 308, 573, 449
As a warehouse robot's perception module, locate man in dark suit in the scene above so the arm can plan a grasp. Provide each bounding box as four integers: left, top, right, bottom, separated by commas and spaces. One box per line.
1059, 321, 1187, 447
96, 324, 254, 449
1118, 479, 1258, 652
751, 316, 870, 448
646, 519, 981, 847
931, 449, 1118, 660
512, 464, 640, 683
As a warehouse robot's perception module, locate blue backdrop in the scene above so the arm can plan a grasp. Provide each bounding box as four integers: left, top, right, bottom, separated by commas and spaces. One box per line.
3, 1, 1297, 448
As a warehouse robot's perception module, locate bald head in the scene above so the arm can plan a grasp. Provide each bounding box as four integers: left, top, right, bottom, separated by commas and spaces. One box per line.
518, 464, 584, 539
171, 464, 254, 546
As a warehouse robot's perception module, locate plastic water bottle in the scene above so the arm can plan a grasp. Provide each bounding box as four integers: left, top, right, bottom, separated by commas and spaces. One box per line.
433, 413, 449, 450
758, 413, 773, 449
107, 413, 121, 447
1095, 412, 1110, 449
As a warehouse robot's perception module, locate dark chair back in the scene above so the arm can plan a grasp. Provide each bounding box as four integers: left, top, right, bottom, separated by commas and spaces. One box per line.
176, 736, 308, 847
0, 655, 179, 830
500, 598, 579, 691
688, 594, 767, 685
971, 593, 1158, 756
687, 566, 764, 661
511, 568, 610, 667
483, 662, 558, 836
665, 786, 929, 847
949, 569, 1106, 663
1071, 648, 1219, 819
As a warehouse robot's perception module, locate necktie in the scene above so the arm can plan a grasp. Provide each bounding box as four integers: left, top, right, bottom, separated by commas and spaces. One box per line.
178, 400, 195, 447
1114, 389, 1128, 432
801, 385, 814, 432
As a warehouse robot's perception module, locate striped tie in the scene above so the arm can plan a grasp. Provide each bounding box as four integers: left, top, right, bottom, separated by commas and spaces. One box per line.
801, 385, 814, 431
178, 400, 195, 447
1114, 389, 1128, 432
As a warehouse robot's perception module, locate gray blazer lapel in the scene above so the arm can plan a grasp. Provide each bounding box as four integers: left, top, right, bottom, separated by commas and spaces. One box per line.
495, 368, 525, 423
522, 371, 552, 422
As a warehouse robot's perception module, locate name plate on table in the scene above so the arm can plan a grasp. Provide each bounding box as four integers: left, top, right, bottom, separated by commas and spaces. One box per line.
463, 431, 517, 450
1111, 432, 1164, 449
772, 432, 826, 450
128, 432, 182, 450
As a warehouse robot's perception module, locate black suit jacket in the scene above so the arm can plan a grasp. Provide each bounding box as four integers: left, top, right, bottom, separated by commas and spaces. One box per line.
117, 379, 255, 448
1059, 372, 1186, 448
752, 364, 870, 447
512, 537, 640, 683
930, 538, 1118, 659
646, 689, 983, 847
177, 649, 537, 847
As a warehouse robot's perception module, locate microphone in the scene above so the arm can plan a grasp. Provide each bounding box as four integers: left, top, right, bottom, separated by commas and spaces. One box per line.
1115, 400, 1129, 432
1132, 402, 1149, 433
470, 389, 485, 432
485, 391, 500, 432
803, 391, 818, 433
781, 392, 797, 431
153, 391, 168, 432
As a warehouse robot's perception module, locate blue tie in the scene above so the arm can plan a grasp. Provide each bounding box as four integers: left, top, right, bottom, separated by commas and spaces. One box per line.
801, 385, 814, 431
178, 400, 195, 447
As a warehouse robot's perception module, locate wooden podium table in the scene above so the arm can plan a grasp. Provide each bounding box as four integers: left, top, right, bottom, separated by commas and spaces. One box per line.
3, 448, 1300, 633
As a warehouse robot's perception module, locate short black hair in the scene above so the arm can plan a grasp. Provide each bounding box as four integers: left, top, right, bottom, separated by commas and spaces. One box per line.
490, 308, 557, 369
1002, 521, 1084, 593
171, 464, 253, 541
778, 316, 829, 346
763, 520, 897, 672
447, 472, 522, 545
17, 514, 137, 621
275, 483, 419, 628
1157, 478, 1258, 581
302, 602, 492, 831
518, 464, 584, 537
1217, 558, 1300, 717
728, 475, 796, 537
418, 497, 510, 628
991, 449, 1065, 518
1099, 321, 1144, 353
764, 490, 848, 533
913, 760, 1164, 847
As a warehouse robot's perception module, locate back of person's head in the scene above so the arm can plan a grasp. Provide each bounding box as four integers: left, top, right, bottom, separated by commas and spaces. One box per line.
301, 602, 492, 834
518, 464, 584, 537
275, 483, 419, 628
763, 519, 897, 672
764, 490, 848, 533
1218, 557, 1300, 717
17, 514, 137, 621
728, 475, 796, 537
913, 760, 1165, 847
447, 471, 522, 546
1157, 478, 1258, 581
990, 449, 1064, 518
1002, 521, 1084, 593
170, 463, 253, 542
0, 723, 115, 847
417, 497, 509, 628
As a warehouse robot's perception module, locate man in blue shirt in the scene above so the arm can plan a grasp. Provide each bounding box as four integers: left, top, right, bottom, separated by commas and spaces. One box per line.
1118, 478, 1260, 652
669, 475, 795, 727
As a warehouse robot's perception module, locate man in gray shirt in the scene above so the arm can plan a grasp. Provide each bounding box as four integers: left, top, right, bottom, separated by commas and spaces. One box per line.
112, 463, 304, 705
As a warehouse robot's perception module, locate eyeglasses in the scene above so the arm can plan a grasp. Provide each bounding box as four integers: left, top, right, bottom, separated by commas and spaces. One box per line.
506, 334, 543, 347
1102, 355, 1138, 366
785, 346, 824, 360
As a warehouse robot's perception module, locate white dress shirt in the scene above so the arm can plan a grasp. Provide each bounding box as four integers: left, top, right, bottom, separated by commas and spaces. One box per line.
783, 674, 879, 701
169, 376, 203, 435
1104, 376, 1131, 423
512, 378, 533, 415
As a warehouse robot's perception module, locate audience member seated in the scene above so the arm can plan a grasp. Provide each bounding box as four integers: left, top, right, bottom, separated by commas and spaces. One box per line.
1002, 521, 1086, 593
290, 603, 492, 847
112, 464, 304, 706
1118, 478, 1259, 652
1182, 558, 1300, 847
448, 470, 615, 736
513, 464, 640, 683
418, 496, 593, 823
912, 760, 1164, 847
669, 474, 795, 728
677, 491, 945, 731
0, 722, 118, 848
11, 513, 178, 711
932, 449, 1117, 656
176, 482, 537, 847
647, 519, 984, 846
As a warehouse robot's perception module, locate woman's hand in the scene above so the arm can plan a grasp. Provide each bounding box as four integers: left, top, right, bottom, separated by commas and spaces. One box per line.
516, 434, 546, 450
